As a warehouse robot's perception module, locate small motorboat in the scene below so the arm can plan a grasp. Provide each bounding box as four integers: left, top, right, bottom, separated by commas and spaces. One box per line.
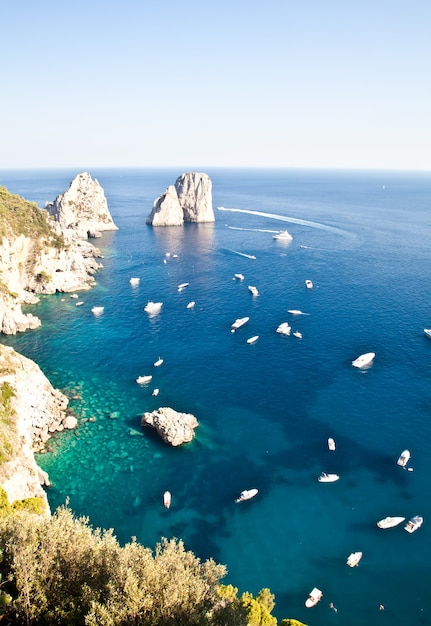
293, 330, 302, 339
235, 488, 258, 503
177, 282, 189, 292
424, 329, 431, 339
276, 322, 291, 336
144, 301, 163, 315
347, 552, 362, 567
305, 587, 323, 608
70, 294, 78, 299
91, 306, 104, 315
153, 357, 164, 367
152, 388, 160, 397
352, 352, 375, 368
247, 336, 259, 344
404, 515, 423, 533
136, 375, 152, 385
273, 230, 293, 241
248, 285, 259, 296
305, 279, 313, 289
186, 301, 195, 309
377, 516, 405, 529
397, 449, 410, 467
129, 277, 140, 286
234, 273, 245, 280
75, 301, 84, 307
327, 438, 336, 451
163, 491, 171, 509
318, 472, 339, 483
287, 309, 308, 315
231, 317, 250, 332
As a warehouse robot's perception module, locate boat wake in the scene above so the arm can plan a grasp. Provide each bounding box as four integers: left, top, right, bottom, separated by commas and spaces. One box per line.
218, 207, 351, 236
226, 225, 278, 234
227, 249, 257, 260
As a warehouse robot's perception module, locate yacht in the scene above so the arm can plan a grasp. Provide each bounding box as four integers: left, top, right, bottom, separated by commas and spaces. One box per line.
248, 285, 259, 296
136, 375, 152, 384
129, 277, 140, 286
91, 306, 104, 315
144, 301, 163, 315
276, 322, 291, 336
404, 515, 423, 533
305, 587, 323, 608
377, 516, 405, 529
177, 282, 189, 292
163, 491, 171, 509
246, 335, 259, 344
352, 352, 375, 368
347, 552, 362, 567
231, 317, 250, 332
424, 329, 431, 339
397, 449, 410, 467
318, 472, 339, 482
235, 488, 258, 503
287, 309, 308, 315
327, 438, 336, 451
273, 230, 293, 241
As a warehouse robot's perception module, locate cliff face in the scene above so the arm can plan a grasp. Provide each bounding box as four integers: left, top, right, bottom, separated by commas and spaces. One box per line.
146, 172, 214, 226
0, 345, 76, 512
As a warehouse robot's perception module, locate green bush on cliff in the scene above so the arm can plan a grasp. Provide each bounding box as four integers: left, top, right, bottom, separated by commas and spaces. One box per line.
0, 383, 17, 465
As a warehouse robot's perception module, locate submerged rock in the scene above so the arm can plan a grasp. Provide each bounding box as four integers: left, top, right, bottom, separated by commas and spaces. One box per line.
141, 407, 199, 446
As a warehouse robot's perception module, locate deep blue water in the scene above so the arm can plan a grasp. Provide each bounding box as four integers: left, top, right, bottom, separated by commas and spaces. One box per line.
1, 167, 431, 625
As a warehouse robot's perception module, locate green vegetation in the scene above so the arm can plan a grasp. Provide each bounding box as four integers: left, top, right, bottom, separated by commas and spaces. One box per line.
0, 383, 17, 465
0, 186, 64, 249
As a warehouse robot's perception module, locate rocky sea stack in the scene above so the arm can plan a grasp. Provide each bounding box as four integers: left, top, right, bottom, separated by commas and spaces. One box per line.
141, 407, 199, 446
146, 172, 214, 226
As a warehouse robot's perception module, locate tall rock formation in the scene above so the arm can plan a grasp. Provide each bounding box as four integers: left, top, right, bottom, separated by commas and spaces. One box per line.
147, 172, 214, 226
46, 172, 118, 239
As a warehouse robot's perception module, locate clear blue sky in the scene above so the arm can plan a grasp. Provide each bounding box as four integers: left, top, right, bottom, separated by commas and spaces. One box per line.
2, 0, 430, 170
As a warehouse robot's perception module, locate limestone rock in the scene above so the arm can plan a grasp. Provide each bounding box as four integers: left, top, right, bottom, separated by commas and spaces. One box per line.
147, 172, 214, 226
141, 406, 199, 446
46, 172, 118, 239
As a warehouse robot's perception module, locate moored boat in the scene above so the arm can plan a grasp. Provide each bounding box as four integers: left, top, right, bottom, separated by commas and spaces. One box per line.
246, 335, 259, 344
231, 316, 250, 332
305, 587, 323, 608
318, 472, 339, 483
163, 491, 171, 509
347, 552, 362, 567
144, 301, 163, 315
305, 279, 313, 289
327, 438, 336, 451
424, 328, 431, 338
352, 352, 375, 368
377, 516, 405, 529
293, 330, 302, 339
136, 375, 152, 384
154, 357, 163, 367
186, 301, 195, 308
276, 322, 291, 336
152, 388, 160, 397
91, 306, 104, 315
397, 449, 410, 467
129, 277, 140, 286
248, 285, 259, 296
234, 273, 244, 280
235, 488, 258, 503
177, 282, 189, 292
404, 515, 423, 533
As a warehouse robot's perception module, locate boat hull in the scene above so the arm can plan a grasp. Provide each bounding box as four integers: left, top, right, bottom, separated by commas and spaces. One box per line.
377, 516, 405, 529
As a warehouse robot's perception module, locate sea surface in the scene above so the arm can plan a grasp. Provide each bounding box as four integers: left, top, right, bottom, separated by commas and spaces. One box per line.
1, 167, 431, 625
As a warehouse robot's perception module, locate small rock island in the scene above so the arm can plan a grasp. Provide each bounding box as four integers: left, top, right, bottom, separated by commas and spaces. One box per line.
141, 407, 199, 446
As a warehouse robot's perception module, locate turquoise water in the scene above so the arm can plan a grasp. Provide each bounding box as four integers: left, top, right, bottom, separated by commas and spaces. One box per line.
1, 168, 431, 624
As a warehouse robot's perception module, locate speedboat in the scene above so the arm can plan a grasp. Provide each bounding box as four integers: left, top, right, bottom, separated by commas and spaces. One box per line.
163, 491, 171, 509
136, 375, 152, 384
327, 438, 336, 451
91, 306, 104, 315
397, 449, 410, 467
144, 301, 163, 315
318, 472, 339, 482
231, 317, 250, 332
424, 329, 431, 338
287, 309, 308, 315
276, 322, 291, 336
305, 587, 323, 608
129, 277, 140, 286
186, 301, 195, 309
177, 282, 189, 292
352, 352, 375, 368
247, 335, 259, 344
273, 230, 292, 241
235, 488, 258, 503
152, 388, 160, 397
234, 273, 244, 280
293, 330, 302, 339
248, 285, 259, 296
305, 279, 313, 289
377, 516, 405, 529
153, 357, 163, 367
404, 515, 423, 533
347, 552, 362, 567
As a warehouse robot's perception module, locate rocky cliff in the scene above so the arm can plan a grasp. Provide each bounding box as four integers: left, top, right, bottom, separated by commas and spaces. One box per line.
146, 172, 214, 226
0, 344, 76, 512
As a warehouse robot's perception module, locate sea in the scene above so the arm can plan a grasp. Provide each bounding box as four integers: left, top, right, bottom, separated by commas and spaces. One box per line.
1, 167, 431, 625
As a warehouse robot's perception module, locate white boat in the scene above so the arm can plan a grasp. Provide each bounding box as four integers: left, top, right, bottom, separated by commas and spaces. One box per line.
154, 357, 163, 367
152, 388, 160, 397
305, 279, 313, 289
70, 294, 78, 299
293, 330, 302, 339
186, 301, 195, 309
235, 488, 258, 503
424, 329, 431, 338
404, 515, 423, 533
234, 273, 244, 280
136, 375, 152, 384
247, 335, 259, 344
129, 277, 140, 286
144, 301, 163, 315
75, 301, 84, 307
397, 449, 410, 467
177, 282, 189, 292
276, 322, 291, 336
327, 438, 336, 451
248, 285, 259, 296
347, 552, 362, 567
318, 472, 339, 483
287, 309, 308, 315
273, 230, 293, 241
231, 317, 250, 332
305, 587, 323, 608
377, 516, 405, 529
163, 491, 171, 509
352, 352, 375, 368
91, 306, 104, 315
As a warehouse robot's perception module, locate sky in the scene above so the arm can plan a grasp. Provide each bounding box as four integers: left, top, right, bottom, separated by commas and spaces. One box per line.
1, 0, 430, 170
